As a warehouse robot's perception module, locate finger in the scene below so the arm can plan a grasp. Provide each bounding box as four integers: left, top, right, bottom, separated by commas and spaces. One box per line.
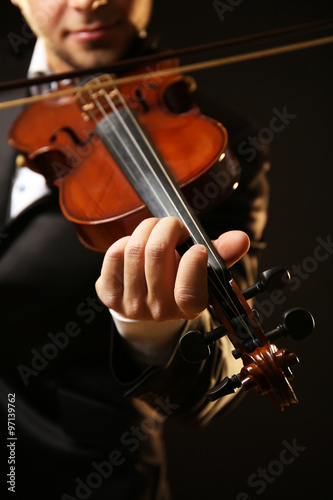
174, 231, 249, 318
212, 230, 250, 268
174, 244, 209, 318
95, 236, 129, 309
144, 217, 190, 321
122, 218, 160, 318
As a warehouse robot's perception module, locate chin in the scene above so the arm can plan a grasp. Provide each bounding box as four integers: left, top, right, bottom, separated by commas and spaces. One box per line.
76, 47, 124, 69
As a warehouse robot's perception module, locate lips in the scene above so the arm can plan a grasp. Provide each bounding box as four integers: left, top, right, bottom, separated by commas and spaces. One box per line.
68, 21, 121, 41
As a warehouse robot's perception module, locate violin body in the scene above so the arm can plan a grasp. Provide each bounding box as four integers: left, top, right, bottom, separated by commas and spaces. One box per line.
9, 61, 240, 252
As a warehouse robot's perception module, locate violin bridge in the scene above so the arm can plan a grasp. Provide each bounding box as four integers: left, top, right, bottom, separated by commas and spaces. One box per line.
75, 74, 122, 121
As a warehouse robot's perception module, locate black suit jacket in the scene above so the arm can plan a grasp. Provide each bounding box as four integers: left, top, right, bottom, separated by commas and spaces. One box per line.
0, 38, 269, 500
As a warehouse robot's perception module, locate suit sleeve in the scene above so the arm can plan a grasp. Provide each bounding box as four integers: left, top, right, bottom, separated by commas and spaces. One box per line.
110, 309, 244, 427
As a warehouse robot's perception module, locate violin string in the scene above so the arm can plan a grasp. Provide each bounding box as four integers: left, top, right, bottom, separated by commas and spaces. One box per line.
80, 76, 254, 339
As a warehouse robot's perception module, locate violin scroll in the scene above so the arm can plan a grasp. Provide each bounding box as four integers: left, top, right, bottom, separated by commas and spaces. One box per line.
179, 267, 315, 410
205, 308, 314, 408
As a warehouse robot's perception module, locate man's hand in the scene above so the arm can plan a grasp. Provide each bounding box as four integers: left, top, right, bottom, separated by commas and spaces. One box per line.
96, 217, 250, 323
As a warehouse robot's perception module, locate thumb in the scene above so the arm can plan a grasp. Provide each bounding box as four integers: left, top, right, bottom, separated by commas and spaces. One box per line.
212, 230, 250, 268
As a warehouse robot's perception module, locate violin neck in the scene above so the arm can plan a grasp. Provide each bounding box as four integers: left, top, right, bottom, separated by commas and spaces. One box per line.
96, 107, 260, 348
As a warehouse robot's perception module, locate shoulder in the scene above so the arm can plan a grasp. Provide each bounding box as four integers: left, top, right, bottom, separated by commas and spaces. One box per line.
0, 35, 35, 82
193, 88, 261, 149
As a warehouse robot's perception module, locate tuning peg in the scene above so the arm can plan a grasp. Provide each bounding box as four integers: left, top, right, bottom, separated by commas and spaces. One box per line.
178, 325, 226, 363
242, 267, 290, 300
206, 374, 242, 401
265, 307, 315, 341
231, 307, 315, 360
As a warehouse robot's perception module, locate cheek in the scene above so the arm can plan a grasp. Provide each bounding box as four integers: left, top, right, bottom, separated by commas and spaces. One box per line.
21, 1, 63, 40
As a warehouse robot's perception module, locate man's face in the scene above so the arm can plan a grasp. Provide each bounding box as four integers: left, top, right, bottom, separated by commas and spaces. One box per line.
11, 0, 153, 72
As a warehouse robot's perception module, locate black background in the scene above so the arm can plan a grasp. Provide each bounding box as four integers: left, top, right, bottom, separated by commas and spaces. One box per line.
1, 1, 333, 499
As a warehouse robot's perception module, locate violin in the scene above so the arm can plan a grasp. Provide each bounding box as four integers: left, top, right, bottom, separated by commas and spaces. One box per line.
5, 31, 318, 411
8, 60, 239, 252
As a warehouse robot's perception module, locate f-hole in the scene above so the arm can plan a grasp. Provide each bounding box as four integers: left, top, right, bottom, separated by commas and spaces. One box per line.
134, 87, 149, 113
50, 127, 95, 146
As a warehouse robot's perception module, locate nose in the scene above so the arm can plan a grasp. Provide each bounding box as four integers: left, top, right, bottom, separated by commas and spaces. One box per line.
67, 0, 108, 11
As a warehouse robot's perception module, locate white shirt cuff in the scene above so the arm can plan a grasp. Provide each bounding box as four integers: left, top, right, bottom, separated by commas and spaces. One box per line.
109, 309, 186, 365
